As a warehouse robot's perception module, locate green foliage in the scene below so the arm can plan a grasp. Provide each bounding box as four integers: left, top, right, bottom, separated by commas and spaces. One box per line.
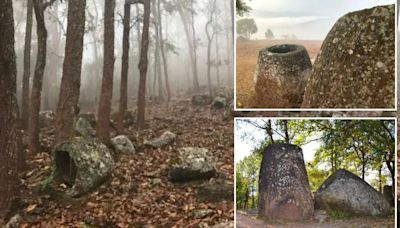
236, 152, 261, 209
41, 175, 54, 192
236, 0, 251, 16
236, 18, 257, 40
328, 210, 352, 219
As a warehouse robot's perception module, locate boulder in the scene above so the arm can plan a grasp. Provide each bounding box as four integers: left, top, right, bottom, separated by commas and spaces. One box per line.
5, 214, 23, 228
302, 5, 395, 108
192, 94, 212, 106
258, 144, 314, 221
314, 169, 391, 216
144, 131, 176, 148
253, 44, 312, 108
52, 137, 114, 197
39, 111, 55, 129
211, 96, 227, 110
74, 116, 94, 138
111, 135, 135, 154
78, 112, 96, 126
383, 185, 394, 206
169, 147, 216, 182
197, 179, 233, 202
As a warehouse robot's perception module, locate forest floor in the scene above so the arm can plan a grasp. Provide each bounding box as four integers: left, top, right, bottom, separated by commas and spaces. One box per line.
235, 39, 323, 108
236, 210, 394, 228
10, 96, 234, 227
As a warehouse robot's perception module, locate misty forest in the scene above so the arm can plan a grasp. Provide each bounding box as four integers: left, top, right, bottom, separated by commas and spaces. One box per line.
0, 0, 234, 226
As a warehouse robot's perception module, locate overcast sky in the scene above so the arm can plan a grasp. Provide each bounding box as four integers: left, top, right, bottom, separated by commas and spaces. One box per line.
241, 0, 395, 40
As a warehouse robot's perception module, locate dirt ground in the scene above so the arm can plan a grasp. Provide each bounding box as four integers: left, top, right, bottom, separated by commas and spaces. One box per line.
236, 211, 394, 228
236, 39, 323, 108
6, 97, 234, 227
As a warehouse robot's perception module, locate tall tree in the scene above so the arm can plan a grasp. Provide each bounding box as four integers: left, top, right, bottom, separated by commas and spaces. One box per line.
152, 0, 163, 101
0, 0, 20, 216
54, 0, 86, 144
158, 0, 171, 101
135, 0, 151, 130
118, 0, 131, 132
205, 0, 217, 96
97, 0, 116, 145
21, 0, 34, 130
29, 0, 56, 154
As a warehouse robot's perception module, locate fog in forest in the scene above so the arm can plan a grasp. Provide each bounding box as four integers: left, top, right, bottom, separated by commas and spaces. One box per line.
12, 0, 234, 112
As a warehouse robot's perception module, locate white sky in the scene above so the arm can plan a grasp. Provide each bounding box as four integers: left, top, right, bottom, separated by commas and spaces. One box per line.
240, 0, 395, 40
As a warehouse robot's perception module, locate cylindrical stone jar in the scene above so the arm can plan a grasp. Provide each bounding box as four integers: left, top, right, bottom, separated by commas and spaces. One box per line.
258, 144, 314, 221
254, 44, 312, 108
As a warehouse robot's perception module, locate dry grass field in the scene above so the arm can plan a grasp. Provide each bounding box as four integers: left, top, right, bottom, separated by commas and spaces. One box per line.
236, 39, 323, 108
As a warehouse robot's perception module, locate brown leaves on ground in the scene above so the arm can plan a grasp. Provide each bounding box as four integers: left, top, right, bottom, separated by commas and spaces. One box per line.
15, 97, 234, 227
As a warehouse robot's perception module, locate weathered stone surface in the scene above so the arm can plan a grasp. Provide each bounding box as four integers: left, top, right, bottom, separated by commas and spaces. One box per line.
52, 137, 114, 197
169, 147, 216, 182
192, 209, 213, 219
74, 116, 94, 138
39, 110, 55, 129
111, 135, 135, 154
302, 5, 395, 108
258, 144, 314, 221
197, 179, 233, 202
211, 96, 227, 110
254, 44, 312, 108
383, 185, 394, 206
314, 169, 391, 216
5, 214, 23, 228
144, 131, 176, 148
192, 94, 212, 106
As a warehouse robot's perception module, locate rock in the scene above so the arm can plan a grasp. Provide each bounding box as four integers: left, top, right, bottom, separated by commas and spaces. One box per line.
314, 210, 329, 223
258, 144, 314, 221
192, 209, 213, 219
39, 110, 55, 129
122, 110, 135, 127
5, 214, 23, 228
78, 112, 96, 126
192, 94, 212, 106
302, 5, 395, 108
144, 131, 176, 148
111, 135, 135, 154
314, 169, 391, 216
197, 179, 233, 202
74, 116, 94, 138
211, 96, 227, 110
383, 185, 394, 206
150, 178, 162, 186
253, 44, 312, 108
52, 137, 114, 197
169, 147, 216, 182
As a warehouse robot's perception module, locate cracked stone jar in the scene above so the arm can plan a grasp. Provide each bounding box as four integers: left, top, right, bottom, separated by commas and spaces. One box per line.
253, 44, 312, 108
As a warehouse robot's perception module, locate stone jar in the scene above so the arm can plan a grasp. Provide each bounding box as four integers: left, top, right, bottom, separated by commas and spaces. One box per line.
254, 44, 312, 108
258, 144, 314, 221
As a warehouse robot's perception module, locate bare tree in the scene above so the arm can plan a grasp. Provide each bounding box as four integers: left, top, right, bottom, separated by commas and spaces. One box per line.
158, 0, 171, 101
134, 0, 151, 130
205, 0, 217, 96
21, 0, 33, 130
97, 0, 116, 145
55, 0, 86, 144
118, 0, 131, 131
28, 0, 57, 154
0, 0, 20, 216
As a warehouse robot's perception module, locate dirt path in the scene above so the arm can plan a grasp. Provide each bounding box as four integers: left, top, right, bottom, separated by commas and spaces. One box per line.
236, 211, 394, 228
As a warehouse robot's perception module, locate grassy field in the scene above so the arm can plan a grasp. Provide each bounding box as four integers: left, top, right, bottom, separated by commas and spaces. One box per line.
236, 39, 323, 108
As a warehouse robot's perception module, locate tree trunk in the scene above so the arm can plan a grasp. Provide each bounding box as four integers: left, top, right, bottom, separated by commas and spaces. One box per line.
153, 0, 163, 101
158, 0, 171, 101
190, 0, 199, 91
0, 0, 20, 216
205, 0, 216, 96
97, 0, 115, 145
29, 0, 48, 154
283, 120, 290, 143
21, 0, 33, 130
136, 0, 151, 130
215, 30, 220, 87
55, 0, 86, 144
118, 2, 131, 132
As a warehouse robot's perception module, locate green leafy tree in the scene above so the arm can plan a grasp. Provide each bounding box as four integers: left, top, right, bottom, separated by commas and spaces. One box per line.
264, 29, 274, 39
236, 0, 251, 16
236, 18, 257, 40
